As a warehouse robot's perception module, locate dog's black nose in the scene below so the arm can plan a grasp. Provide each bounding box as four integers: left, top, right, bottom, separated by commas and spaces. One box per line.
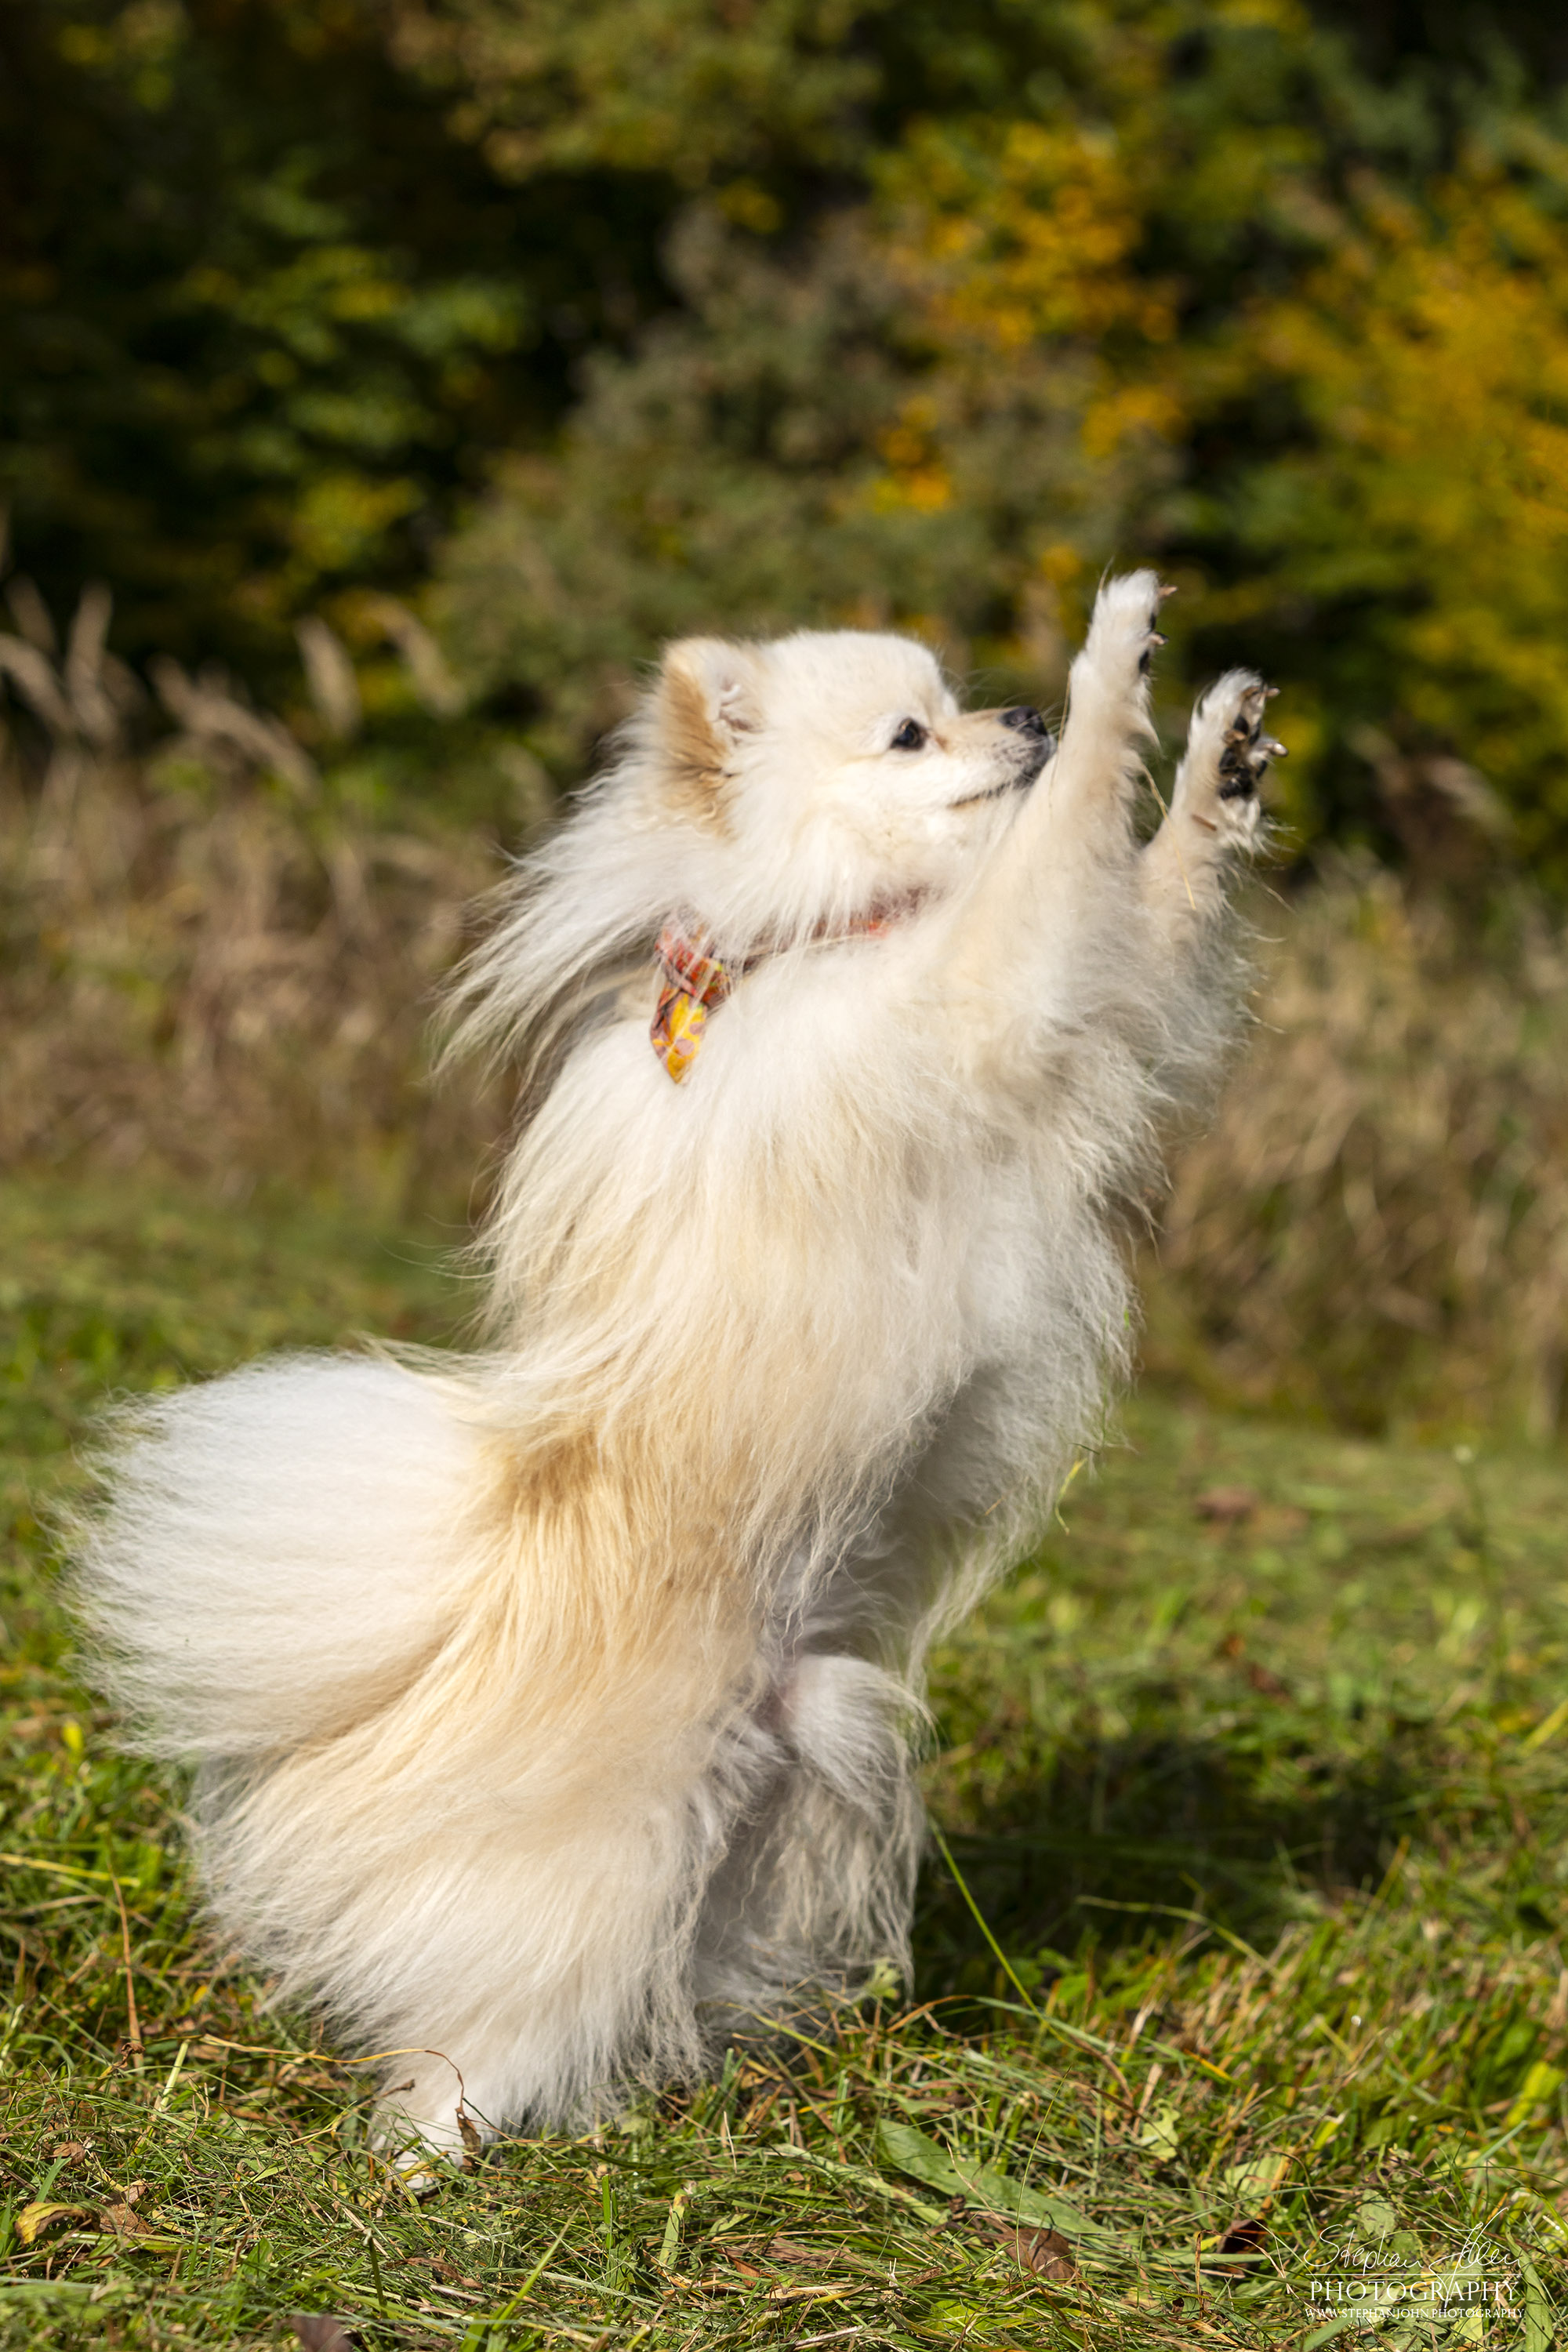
1000, 705, 1049, 739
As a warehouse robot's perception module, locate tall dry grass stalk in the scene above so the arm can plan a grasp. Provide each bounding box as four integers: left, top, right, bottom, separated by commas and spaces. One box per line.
1150, 862, 1568, 1440
5, 590, 1566, 1440
0, 590, 501, 1209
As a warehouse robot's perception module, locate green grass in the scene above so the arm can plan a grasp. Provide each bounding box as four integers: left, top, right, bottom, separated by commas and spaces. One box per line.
2, 1173, 1567, 2347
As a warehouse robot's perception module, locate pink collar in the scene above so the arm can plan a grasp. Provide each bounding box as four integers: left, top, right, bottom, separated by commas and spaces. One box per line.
650, 898, 921, 1083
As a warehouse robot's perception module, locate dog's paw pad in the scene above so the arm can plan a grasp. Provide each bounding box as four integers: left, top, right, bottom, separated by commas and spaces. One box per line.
1216, 682, 1285, 801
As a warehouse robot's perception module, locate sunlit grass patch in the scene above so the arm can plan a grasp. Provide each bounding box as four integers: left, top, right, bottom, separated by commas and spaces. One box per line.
2, 1174, 1567, 2346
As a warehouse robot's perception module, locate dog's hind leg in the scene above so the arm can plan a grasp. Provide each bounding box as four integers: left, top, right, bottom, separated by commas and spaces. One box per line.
691, 1651, 924, 2034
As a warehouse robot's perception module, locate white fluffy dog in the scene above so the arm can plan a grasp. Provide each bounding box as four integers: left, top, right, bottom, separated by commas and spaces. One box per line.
78, 574, 1277, 2154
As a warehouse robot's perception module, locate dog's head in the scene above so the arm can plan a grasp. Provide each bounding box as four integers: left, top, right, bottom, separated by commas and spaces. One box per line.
635, 630, 1053, 935
447, 630, 1056, 1082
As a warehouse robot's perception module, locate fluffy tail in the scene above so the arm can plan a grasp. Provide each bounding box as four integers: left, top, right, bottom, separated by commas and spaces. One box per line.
73, 1357, 929, 2149
72, 1354, 770, 2145
75, 1354, 495, 1760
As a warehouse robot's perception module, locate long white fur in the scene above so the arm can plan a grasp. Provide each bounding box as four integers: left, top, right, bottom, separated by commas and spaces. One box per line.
74, 575, 1269, 2153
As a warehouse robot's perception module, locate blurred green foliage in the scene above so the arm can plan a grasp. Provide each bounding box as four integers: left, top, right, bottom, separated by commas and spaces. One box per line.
8, 0, 1568, 866
0, 0, 674, 670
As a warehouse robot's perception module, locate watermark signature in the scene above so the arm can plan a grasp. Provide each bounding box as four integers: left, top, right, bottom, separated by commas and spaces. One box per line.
1292, 2203, 1548, 2335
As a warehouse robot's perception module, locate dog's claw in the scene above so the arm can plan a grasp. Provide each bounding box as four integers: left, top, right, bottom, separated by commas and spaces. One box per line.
1214, 681, 1283, 800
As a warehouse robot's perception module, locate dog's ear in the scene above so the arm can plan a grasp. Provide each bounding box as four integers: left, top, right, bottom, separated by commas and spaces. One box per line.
651, 638, 760, 816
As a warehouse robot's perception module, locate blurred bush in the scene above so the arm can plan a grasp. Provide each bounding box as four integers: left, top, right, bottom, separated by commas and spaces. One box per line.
5, 605, 1566, 1442
426, 0, 1568, 875
8, 0, 1568, 870
1149, 863, 1568, 1442
0, 0, 672, 677
434, 202, 1148, 771
6, 0, 1568, 1437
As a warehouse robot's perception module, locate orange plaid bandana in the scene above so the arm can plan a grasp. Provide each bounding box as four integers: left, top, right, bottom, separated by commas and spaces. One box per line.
651, 927, 737, 1083
650, 898, 924, 1083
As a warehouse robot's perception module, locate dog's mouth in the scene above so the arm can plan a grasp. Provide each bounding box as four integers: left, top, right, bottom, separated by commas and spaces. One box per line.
949, 735, 1056, 809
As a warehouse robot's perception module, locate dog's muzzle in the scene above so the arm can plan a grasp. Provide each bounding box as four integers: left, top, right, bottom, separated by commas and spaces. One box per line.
1001, 705, 1055, 785
953, 707, 1057, 806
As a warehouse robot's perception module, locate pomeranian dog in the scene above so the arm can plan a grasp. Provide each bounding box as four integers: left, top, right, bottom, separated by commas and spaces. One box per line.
78, 574, 1277, 2154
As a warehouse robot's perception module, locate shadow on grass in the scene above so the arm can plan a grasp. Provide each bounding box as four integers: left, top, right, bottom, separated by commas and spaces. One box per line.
914, 1718, 1428, 1998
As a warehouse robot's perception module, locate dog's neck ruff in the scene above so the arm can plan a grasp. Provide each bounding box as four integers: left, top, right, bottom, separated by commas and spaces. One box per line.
651, 898, 921, 1083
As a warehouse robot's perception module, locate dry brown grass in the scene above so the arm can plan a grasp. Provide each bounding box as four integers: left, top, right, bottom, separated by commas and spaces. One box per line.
0, 597, 503, 1214
5, 596, 1566, 1440
1149, 860, 1568, 1440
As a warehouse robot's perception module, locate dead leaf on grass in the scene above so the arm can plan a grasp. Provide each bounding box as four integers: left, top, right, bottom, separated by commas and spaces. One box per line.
764, 2235, 836, 2268
15, 2201, 93, 2246
1216, 1632, 1290, 1697
1196, 1486, 1258, 1524
1218, 2216, 1269, 2259
289, 2318, 361, 2352
1012, 2223, 1077, 2281
100, 2201, 156, 2236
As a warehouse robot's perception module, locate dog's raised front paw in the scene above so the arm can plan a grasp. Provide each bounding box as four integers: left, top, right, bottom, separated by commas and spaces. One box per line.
1217, 679, 1285, 803
1178, 669, 1283, 845
1082, 569, 1175, 691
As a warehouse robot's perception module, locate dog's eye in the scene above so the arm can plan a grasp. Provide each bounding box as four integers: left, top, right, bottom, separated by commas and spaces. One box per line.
889, 719, 927, 752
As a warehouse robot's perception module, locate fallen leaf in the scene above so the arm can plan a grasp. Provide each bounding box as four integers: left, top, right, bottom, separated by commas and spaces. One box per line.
1255, 1504, 1310, 1539
1135, 2101, 1182, 2163
51, 2141, 88, 2161
100, 2201, 154, 2236
1216, 1633, 1290, 1697
877, 2119, 1116, 2247
456, 2108, 484, 2159
289, 2319, 360, 2352
977, 2216, 1076, 2280
764, 2237, 835, 2269
15, 2201, 94, 2246
1196, 1486, 1258, 1524
1217, 2216, 1268, 2259
1221, 2154, 1289, 2201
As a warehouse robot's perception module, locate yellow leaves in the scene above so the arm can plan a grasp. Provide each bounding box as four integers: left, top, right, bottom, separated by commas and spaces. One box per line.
889, 120, 1165, 355
717, 180, 783, 238
15, 2202, 93, 2247
1037, 543, 1083, 587
1504, 2060, 1565, 2130
1081, 382, 1185, 460
1262, 174, 1568, 521
874, 401, 953, 515
1243, 157, 1568, 833
871, 108, 1188, 539
13, 2197, 179, 2253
